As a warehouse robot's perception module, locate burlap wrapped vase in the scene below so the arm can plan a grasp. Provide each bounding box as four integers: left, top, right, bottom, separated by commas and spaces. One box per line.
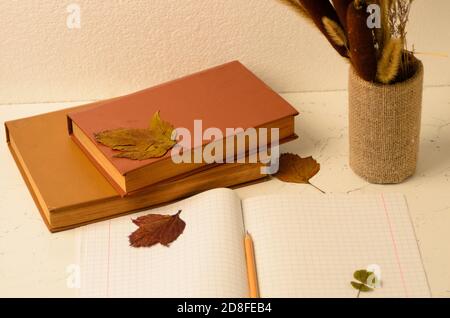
348, 58, 424, 184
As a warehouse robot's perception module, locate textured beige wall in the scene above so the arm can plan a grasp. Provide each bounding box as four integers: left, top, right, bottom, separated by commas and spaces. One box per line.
0, 0, 448, 104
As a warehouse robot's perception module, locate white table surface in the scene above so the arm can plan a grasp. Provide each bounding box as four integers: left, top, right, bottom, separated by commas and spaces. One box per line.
1, 88, 449, 297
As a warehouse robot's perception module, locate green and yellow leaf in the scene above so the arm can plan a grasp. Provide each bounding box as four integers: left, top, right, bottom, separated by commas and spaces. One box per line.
353, 269, 372, 284
351, 281, 374, 292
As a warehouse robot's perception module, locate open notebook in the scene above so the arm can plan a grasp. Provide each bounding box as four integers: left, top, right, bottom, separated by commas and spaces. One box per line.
76, 188, 430, 298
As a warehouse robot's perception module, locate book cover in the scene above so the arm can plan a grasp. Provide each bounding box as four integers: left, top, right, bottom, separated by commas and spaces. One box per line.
5, 105, 268, 232
67, 61, 299, 193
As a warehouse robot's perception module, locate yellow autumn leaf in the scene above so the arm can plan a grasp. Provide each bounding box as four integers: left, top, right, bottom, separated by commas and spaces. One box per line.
274, 153, 320, 184
94, 111, 176, 160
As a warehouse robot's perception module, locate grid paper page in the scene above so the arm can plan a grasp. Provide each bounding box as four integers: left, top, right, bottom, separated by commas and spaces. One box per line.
243, 193, 430, 298
77, 188, 249, 298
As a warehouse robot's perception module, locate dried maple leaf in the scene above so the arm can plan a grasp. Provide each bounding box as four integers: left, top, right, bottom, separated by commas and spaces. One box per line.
94, 111, 176, 160
274, 153, 323, 192
129, 210, 186, 248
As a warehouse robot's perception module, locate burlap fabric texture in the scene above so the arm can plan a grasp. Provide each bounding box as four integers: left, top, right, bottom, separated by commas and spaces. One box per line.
348, 58, 424, 184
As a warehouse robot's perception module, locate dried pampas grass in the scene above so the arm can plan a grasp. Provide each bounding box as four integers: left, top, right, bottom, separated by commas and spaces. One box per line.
276, 0, 419, 84
297, 0, 349, 57
376, 38, 403, 84
387, 0, 413, 39
322, 17, 347, 48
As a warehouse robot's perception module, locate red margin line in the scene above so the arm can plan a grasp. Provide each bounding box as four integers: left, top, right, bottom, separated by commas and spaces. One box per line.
381, 194, 409, 297
106, 220, 111, 297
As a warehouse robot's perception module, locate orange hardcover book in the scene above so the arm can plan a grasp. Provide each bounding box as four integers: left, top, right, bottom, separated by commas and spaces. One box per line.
5, 105, 269, 232
67, 61, 298, 195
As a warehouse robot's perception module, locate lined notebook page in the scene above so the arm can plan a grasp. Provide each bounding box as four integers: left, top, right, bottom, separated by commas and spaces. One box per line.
77, 188, 249, 297
243, 194, 430, 298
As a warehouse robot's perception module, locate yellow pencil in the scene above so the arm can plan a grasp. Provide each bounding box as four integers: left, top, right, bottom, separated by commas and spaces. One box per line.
244, 231, 259, 298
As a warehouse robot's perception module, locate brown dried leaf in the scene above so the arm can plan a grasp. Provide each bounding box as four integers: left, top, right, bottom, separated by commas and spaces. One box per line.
94, 111, 176, 160
129, 210, 186, 248
275, 153, 320, 184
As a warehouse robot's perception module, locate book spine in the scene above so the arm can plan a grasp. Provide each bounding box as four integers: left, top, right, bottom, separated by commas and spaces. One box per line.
5, 122, 11, 143
67, 114, 129, 196
66, 115, 74, 134
69, 133, 128, 197
6, 139, 55, 232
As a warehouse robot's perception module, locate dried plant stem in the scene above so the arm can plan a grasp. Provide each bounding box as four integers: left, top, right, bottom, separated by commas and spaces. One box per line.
331, 0, 353, 30
381, 0, 393, 44
357, 288, 362, 298
309, 182, 326, 194
413, 51, 448, 58
347, 1, 378, 81
387, 0, 414, 81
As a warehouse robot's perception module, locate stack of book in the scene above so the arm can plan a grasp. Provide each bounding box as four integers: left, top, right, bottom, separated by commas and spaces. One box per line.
5, 61, 299, 232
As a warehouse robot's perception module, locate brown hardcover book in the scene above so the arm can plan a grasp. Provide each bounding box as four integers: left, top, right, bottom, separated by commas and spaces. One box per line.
5, 106, 269, 233
67, 61, 298, 195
